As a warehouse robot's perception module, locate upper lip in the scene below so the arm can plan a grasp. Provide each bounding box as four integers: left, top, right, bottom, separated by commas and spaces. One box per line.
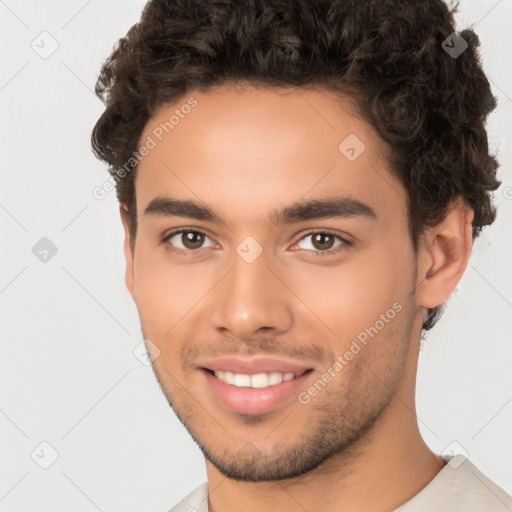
198, 356, 313, 375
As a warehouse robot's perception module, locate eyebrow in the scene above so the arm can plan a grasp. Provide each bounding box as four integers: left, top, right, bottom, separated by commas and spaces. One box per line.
144, 194, 377, 227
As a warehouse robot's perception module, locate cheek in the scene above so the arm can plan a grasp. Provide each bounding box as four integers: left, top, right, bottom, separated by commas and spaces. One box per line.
132, 244, 204, 339
286, 245, 413, 343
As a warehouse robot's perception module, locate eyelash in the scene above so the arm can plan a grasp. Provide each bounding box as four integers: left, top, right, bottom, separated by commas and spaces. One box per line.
160, 227, 352, 258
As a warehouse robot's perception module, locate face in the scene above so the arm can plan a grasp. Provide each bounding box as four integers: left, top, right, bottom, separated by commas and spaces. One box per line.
123, 85, 423, 481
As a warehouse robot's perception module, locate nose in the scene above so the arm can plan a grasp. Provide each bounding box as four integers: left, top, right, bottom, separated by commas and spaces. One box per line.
209, 248, 294, 341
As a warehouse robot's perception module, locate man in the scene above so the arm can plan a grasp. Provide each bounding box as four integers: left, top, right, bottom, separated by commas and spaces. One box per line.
91, 0, 511, 510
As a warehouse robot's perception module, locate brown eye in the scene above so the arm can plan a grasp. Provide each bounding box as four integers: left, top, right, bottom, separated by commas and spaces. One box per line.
162, 228, 216, 255
181, 230, 205, 249
293, 230, 349, 256
310, 233, 336, 251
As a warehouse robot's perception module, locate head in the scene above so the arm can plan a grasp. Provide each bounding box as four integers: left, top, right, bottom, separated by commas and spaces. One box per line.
91, 0, 499, 482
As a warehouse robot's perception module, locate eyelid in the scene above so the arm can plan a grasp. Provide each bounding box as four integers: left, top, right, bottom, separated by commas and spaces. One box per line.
294, 228, 353, 243
162, 226, 210, 240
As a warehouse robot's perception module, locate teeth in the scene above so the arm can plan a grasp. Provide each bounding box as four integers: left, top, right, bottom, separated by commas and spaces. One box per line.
233, 374, 251, 387
250, 373, 269, 388
213, 370, 297, 388
268, 372, 284, 385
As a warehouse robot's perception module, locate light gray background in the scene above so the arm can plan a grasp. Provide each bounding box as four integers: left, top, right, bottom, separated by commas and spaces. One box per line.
1, 1, 511, 510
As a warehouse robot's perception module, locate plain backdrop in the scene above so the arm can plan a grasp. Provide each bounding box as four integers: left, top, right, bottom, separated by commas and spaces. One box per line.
1, 1, 511, 510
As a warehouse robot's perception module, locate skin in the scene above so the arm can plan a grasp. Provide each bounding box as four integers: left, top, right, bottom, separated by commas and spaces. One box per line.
120, 85, 474, 512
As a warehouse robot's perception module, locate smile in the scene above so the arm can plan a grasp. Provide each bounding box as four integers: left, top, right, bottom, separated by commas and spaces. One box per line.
199, 361, 314, 415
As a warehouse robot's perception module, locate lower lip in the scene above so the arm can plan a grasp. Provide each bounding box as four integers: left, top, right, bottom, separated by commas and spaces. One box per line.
202, 369, 312, 415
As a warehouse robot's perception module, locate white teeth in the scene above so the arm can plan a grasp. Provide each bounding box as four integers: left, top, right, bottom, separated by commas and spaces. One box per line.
233, 374, 251, 387
268, 372, 283, 385
250, 373, 269, 388
213, 370, 297, 388
223, 371, 234, 385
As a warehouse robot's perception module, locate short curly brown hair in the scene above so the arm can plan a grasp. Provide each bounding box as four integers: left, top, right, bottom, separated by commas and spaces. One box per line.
91, 0, 500, 331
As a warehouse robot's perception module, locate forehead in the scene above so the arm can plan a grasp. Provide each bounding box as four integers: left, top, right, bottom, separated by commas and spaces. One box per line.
135, 85, 406, 228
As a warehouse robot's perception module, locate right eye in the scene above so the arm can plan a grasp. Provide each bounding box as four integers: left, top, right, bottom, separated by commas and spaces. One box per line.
161, 228, 217, 256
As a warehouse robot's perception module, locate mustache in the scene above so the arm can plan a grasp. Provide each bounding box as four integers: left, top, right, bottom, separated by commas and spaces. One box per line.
182, 337, 331, 372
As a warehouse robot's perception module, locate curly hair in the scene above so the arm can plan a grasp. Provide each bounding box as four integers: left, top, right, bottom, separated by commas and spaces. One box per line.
91, 0, 500, 331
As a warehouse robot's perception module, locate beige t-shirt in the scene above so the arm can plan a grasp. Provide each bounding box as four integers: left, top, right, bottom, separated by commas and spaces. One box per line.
169, 455, 512, 512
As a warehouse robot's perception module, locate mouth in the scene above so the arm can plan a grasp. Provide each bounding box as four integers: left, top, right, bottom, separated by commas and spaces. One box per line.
197, 357, 315, 415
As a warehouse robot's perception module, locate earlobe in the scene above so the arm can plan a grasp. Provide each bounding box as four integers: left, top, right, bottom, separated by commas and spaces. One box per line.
120, 204, 136, 301
415, 199, 474, 310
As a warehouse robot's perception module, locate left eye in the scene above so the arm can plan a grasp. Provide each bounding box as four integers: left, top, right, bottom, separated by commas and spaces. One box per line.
163, 229, 215, 252
293, 231, 348, 253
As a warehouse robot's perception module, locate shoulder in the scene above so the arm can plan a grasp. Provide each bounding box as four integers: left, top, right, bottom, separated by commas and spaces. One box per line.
168, 482, 209, 512
395, 455, 512, 512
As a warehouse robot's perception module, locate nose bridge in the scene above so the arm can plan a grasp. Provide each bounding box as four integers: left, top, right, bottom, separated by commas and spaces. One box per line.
209, 243, 294, 338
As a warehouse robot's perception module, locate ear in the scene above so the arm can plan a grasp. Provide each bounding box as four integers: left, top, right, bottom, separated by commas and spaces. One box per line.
120, 204, 136, 301
415, 198, 474, 311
